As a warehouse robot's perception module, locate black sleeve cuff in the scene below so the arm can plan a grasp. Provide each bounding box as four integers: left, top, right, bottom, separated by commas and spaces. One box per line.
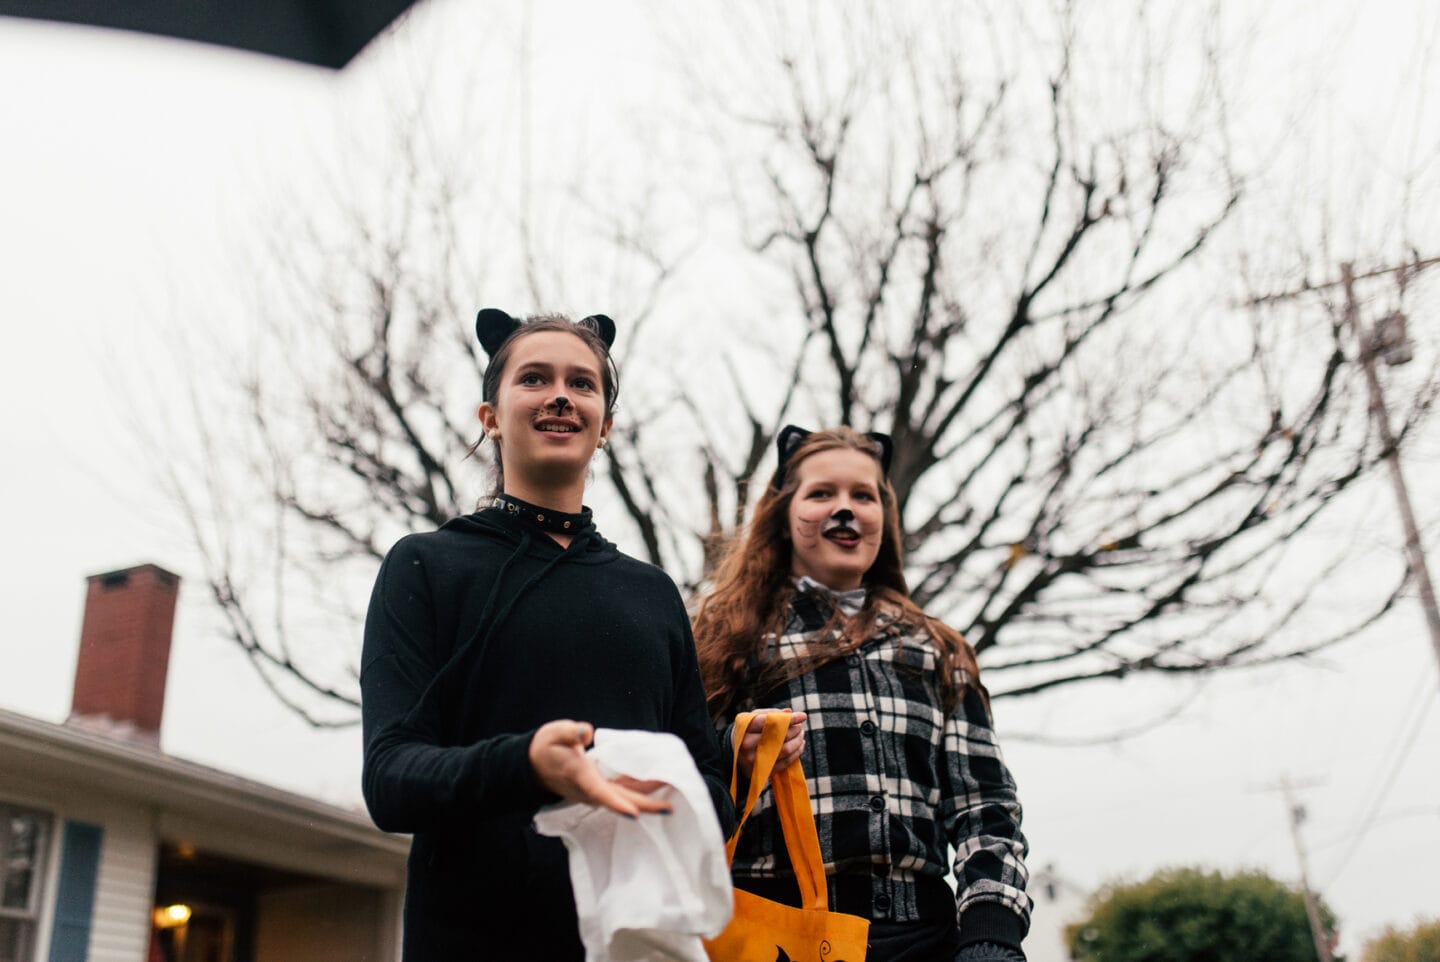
707, 773, 737, 838
717, 721, 746, 839
470, 729, 559, 814
958, 901, 1028, 951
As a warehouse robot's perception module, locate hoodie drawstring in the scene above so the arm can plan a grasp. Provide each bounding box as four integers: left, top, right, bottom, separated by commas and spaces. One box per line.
401, 528, 590, 736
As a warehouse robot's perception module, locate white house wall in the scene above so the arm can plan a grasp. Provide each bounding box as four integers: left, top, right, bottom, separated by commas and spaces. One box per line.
83, 806, 156, 962
2, 709, 406, 962
1, 775, 158, 962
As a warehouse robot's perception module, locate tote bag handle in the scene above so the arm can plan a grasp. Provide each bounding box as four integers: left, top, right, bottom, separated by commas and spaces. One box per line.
726, 711, 829, 913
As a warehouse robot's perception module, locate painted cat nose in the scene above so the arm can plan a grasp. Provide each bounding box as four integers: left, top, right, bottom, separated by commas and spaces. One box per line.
554, 397, 570, 414
832, 508, 855, 523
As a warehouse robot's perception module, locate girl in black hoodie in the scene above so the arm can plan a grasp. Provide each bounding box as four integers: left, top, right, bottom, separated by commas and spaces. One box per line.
361, 310, 733, 960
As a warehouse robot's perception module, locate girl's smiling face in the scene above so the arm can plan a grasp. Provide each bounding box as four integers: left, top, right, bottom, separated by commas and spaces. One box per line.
787, 448, 885, 591
480, 330, 611, 487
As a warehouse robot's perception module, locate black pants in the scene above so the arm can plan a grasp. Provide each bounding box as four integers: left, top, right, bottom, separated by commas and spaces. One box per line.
864, 917, 960, 962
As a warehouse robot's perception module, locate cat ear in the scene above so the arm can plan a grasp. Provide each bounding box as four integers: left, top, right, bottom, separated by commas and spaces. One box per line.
771, 425, 813, 490
866, 432, 894, 476
577, 314, 617, 349
475, 308, 521, 357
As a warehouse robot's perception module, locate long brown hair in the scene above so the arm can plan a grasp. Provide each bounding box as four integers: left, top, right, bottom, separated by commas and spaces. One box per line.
693, 427, 983, 717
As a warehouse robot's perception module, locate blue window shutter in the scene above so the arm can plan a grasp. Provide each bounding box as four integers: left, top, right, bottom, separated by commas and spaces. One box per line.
48, 821, 104, 962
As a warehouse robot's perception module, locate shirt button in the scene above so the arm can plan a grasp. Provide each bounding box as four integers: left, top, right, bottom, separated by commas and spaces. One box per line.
874, 894, 892, 913
860, 720, 877, 736
869, 795, 885, 812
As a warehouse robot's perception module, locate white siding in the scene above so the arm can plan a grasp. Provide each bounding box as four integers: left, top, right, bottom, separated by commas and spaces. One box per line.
3, 777, 157, 962
84, 807, 157, 962
1, 714, 404, 962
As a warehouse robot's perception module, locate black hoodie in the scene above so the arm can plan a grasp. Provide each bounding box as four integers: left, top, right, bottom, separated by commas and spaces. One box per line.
361, 506, 734, 960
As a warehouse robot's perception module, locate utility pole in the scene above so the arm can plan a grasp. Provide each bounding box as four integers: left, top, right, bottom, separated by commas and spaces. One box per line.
1280, 779, 1335, 962
1244, 254, 1440, 698
1340, 261, 1440, 694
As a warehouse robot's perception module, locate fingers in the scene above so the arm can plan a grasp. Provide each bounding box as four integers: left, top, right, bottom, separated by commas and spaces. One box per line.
619, 786, 674, 815
573, 764, 642, 817
613, 776, 669, 795
605, 774, 672, 814
742, 709, 808, 740
534, 718, 591, 752
579, 767, 673, 817
773, 725, 807, 771
533, 721, 675, 817
738, 709, 808, 776
530, 720, 591, 800
744, 711, 806, 744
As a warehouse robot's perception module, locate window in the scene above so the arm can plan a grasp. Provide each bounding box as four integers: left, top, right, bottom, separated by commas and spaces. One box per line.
0, 804, 51, 962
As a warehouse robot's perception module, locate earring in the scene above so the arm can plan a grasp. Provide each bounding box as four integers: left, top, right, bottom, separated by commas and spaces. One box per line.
597, 437, 608, 450
487, 430, 500, 441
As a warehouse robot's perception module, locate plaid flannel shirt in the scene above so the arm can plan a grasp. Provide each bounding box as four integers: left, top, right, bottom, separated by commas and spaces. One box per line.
722, 586, 1032, 936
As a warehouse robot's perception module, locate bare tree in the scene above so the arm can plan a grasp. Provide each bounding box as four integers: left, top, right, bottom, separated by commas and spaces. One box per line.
147, 13, 695, 724
619, 1, 1440, 698
155, 0, 1439, 723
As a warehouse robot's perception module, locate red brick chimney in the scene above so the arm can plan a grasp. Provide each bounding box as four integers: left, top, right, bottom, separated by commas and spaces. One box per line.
67, 563, 181, 747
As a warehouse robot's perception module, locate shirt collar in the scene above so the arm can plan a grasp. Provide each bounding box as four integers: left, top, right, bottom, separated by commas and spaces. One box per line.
794, 575, 867, 617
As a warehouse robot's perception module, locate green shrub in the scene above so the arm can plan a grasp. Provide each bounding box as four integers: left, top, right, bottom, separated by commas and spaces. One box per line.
1066, 866, 1338, 962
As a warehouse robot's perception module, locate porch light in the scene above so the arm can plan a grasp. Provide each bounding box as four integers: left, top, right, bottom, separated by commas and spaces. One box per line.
153, 904, 192, 929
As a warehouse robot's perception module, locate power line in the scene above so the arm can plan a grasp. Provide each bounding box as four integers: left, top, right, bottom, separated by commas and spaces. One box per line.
1354, 662, 1436, 809
1241, 256, 1440, 307
1320, 675, 1436, 889
1311, 805, 1440, 853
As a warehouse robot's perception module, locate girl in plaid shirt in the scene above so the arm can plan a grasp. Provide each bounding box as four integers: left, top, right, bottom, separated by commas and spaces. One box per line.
694, 426, 1032, 962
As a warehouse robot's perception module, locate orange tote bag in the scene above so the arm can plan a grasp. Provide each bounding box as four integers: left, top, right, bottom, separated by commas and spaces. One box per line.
705, 711, 870, 962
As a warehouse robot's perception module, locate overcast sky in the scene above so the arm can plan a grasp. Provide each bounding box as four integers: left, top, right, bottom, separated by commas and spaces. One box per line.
1, 1, 1437, 955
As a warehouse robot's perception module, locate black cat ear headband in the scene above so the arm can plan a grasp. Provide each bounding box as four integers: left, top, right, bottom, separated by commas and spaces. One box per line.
474, 308, 617, 400
772, 424, 894, 490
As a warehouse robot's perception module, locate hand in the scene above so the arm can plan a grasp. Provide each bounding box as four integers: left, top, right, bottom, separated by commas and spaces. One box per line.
528, 720, 673, 817
736, 708, 808, 777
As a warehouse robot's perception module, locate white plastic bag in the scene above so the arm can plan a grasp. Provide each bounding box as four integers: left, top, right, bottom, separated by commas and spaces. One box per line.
533, 729, 734, 962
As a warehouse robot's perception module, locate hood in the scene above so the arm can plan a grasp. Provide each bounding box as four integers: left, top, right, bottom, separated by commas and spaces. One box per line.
406, 505, 622, 724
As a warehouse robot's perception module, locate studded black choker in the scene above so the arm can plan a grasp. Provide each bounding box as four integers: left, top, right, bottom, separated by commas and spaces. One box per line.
491, 494, 592, 534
